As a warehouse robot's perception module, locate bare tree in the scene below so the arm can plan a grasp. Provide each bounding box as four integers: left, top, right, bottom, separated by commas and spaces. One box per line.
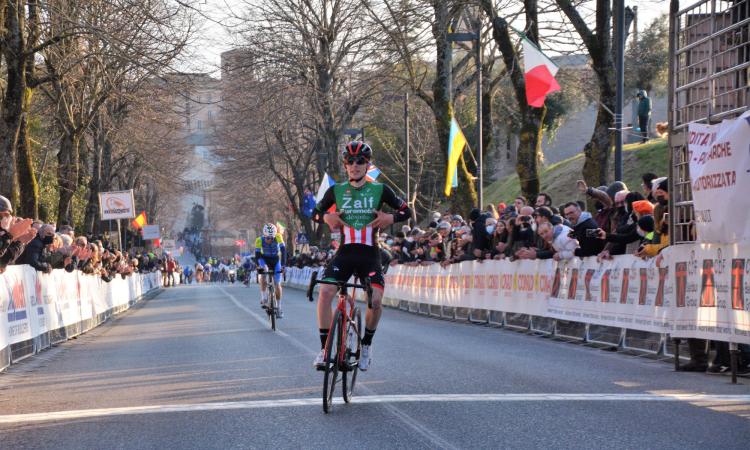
40, 0, 194, 226
230, 0, 390, 177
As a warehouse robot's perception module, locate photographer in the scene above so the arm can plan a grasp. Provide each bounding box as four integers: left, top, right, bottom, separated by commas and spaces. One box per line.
562, 202, 605, 257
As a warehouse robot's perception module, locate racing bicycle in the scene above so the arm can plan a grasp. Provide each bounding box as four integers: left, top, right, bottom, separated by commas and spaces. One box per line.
258, 267, 283, 331
307, 271, 372, 413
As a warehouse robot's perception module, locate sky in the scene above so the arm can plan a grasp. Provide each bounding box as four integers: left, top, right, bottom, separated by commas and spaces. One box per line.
183, 0, 671, 76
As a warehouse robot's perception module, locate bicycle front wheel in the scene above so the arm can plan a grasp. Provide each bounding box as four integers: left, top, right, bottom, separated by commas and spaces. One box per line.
342, 307, 362, 403
268, 289, 277, 331
323, 310, 342, 413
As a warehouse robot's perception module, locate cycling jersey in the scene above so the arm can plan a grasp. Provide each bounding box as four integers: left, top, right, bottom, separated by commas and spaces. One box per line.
255, 234, 286, 263
315, 181, 410, 246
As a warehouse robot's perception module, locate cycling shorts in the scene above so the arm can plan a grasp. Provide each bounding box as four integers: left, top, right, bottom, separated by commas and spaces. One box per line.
257, 256, 282, 284
322, 244, 385, 291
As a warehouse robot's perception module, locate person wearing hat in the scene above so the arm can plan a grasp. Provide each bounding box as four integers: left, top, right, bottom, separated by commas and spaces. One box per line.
0, 195, 36, 273
636, 90, 651, 143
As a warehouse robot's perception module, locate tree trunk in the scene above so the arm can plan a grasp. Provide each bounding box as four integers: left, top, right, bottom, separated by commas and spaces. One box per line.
17, 87, 39, 218
483, 3, 546, 202
583, 73, 616, 189
83, 130, 103, 235
431, 3, 477, 214
0, 0, 25, 206
56, 133, 80, 226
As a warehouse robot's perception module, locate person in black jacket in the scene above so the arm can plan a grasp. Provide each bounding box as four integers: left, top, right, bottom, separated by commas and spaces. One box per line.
562, 202, 605, 257
16, 224, 55, 273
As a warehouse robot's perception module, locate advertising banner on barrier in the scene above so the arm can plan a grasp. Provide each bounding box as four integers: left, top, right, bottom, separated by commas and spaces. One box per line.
0, 266, 33, 345
663, 244, 750, 343
688, 110, 750, 244
24, 265, 47, 338
56, 270, 82, 328
546, 255, 672, 334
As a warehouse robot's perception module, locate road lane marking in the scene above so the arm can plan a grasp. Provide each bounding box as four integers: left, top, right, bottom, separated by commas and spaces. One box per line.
219, 287, 292, 338
2, 393, 750, 425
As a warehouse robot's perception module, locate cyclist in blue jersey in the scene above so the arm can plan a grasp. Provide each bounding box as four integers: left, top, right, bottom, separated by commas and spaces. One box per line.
255, 223, 286, 317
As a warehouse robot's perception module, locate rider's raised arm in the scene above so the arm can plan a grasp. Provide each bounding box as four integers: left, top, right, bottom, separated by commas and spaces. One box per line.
381, 184, 411, 223
312, 186, 336, 223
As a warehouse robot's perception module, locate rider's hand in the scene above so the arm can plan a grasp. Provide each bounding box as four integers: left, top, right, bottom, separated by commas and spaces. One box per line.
576, 180, 588, 194
324, 211, 346, 230
368, 210, 395, 229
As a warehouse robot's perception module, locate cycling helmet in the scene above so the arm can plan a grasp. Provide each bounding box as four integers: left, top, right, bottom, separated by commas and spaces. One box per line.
262, 223, 277, 238
342, 141, 372, 162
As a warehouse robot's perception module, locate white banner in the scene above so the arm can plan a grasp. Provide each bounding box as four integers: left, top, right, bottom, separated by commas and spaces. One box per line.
0, 266, 33, 345
663, 243, 750, 343
2, 266, 163, 363
287, 245, 750, 344
142, 224, 161, 240
688, 110, 750, 244
98, 190, 136, 220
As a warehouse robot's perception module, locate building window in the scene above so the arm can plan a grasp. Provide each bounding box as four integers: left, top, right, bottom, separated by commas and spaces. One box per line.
197, 120, 203, 130
207, 110, 213, 120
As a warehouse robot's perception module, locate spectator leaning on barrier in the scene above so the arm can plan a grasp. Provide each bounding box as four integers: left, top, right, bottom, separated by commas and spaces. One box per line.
15, 223, 55, 273
509, 206, 537, 259
0, 196, 37, 273
637, 179, 670, 258
490, 219, 510, 259
563, 201, 605, 257
538, 222, 578, 261
469, 208, 492, 260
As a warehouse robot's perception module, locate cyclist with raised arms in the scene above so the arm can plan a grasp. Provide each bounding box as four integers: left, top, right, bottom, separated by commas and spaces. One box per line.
255, 223, 286, 318
313, 141, 411, 371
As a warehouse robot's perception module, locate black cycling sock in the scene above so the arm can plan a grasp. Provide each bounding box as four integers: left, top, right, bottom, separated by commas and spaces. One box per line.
319, 328, 329, 349
362, 328, 376, 346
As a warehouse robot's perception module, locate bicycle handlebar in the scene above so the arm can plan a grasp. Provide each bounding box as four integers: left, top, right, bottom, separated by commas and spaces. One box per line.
306, 271, 373, 309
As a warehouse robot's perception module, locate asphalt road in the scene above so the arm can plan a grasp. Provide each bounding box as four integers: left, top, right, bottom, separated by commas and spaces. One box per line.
1, 282, 749, 449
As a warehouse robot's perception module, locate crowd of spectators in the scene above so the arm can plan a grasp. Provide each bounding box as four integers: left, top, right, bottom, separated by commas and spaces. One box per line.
365, 172, 670, 268
1, 194, 178, 283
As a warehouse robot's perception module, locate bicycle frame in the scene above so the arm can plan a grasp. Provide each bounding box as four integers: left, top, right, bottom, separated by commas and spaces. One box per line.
308, 274, 372, 369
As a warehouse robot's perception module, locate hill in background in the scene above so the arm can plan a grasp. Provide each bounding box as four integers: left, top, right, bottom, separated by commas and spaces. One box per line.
485, 138, 669, 209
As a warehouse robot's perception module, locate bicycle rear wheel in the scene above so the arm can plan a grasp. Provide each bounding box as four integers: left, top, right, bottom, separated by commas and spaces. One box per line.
342, 307, 362, 403
268, 285, 277, 331
323, 310, 342, 413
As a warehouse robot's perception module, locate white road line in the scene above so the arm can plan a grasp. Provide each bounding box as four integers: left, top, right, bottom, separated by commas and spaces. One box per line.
218, 286, 292, 339
2, 393, 749, 425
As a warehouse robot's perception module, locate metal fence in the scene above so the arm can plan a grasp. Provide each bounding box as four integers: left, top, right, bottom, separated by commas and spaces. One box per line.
669, 0, 749, 244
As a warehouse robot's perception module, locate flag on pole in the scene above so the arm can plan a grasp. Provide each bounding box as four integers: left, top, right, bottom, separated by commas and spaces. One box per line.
444, 116, 469, 197
315, 173, 335, 203
275, 221, 286, 236
315, 173, 337, 213
131, 211, 147, 229
365, 164, 381, 182
521, 36, 560, 107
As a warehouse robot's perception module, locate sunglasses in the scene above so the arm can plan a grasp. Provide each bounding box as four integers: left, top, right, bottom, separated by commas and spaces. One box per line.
344, 156, 369, 166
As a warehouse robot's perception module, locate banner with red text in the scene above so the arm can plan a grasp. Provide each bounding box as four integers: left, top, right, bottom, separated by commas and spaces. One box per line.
688, 110, 750, 244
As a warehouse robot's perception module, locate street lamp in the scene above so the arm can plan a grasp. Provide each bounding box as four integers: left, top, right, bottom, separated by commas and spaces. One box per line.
383, 93, 411, 218
344, 128, 365, 141
447, 28, 483, 209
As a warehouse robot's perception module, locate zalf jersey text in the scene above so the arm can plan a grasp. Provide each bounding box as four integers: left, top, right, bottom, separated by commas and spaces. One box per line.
316, 180, 409, 247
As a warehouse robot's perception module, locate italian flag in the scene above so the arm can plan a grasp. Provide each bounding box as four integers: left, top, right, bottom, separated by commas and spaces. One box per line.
521, 37, 560, 107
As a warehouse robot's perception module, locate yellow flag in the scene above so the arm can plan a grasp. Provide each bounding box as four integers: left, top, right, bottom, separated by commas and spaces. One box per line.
445, 117, 468, 196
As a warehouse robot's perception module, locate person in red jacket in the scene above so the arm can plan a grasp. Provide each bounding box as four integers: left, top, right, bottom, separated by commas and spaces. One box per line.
166, 256, 176, 287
